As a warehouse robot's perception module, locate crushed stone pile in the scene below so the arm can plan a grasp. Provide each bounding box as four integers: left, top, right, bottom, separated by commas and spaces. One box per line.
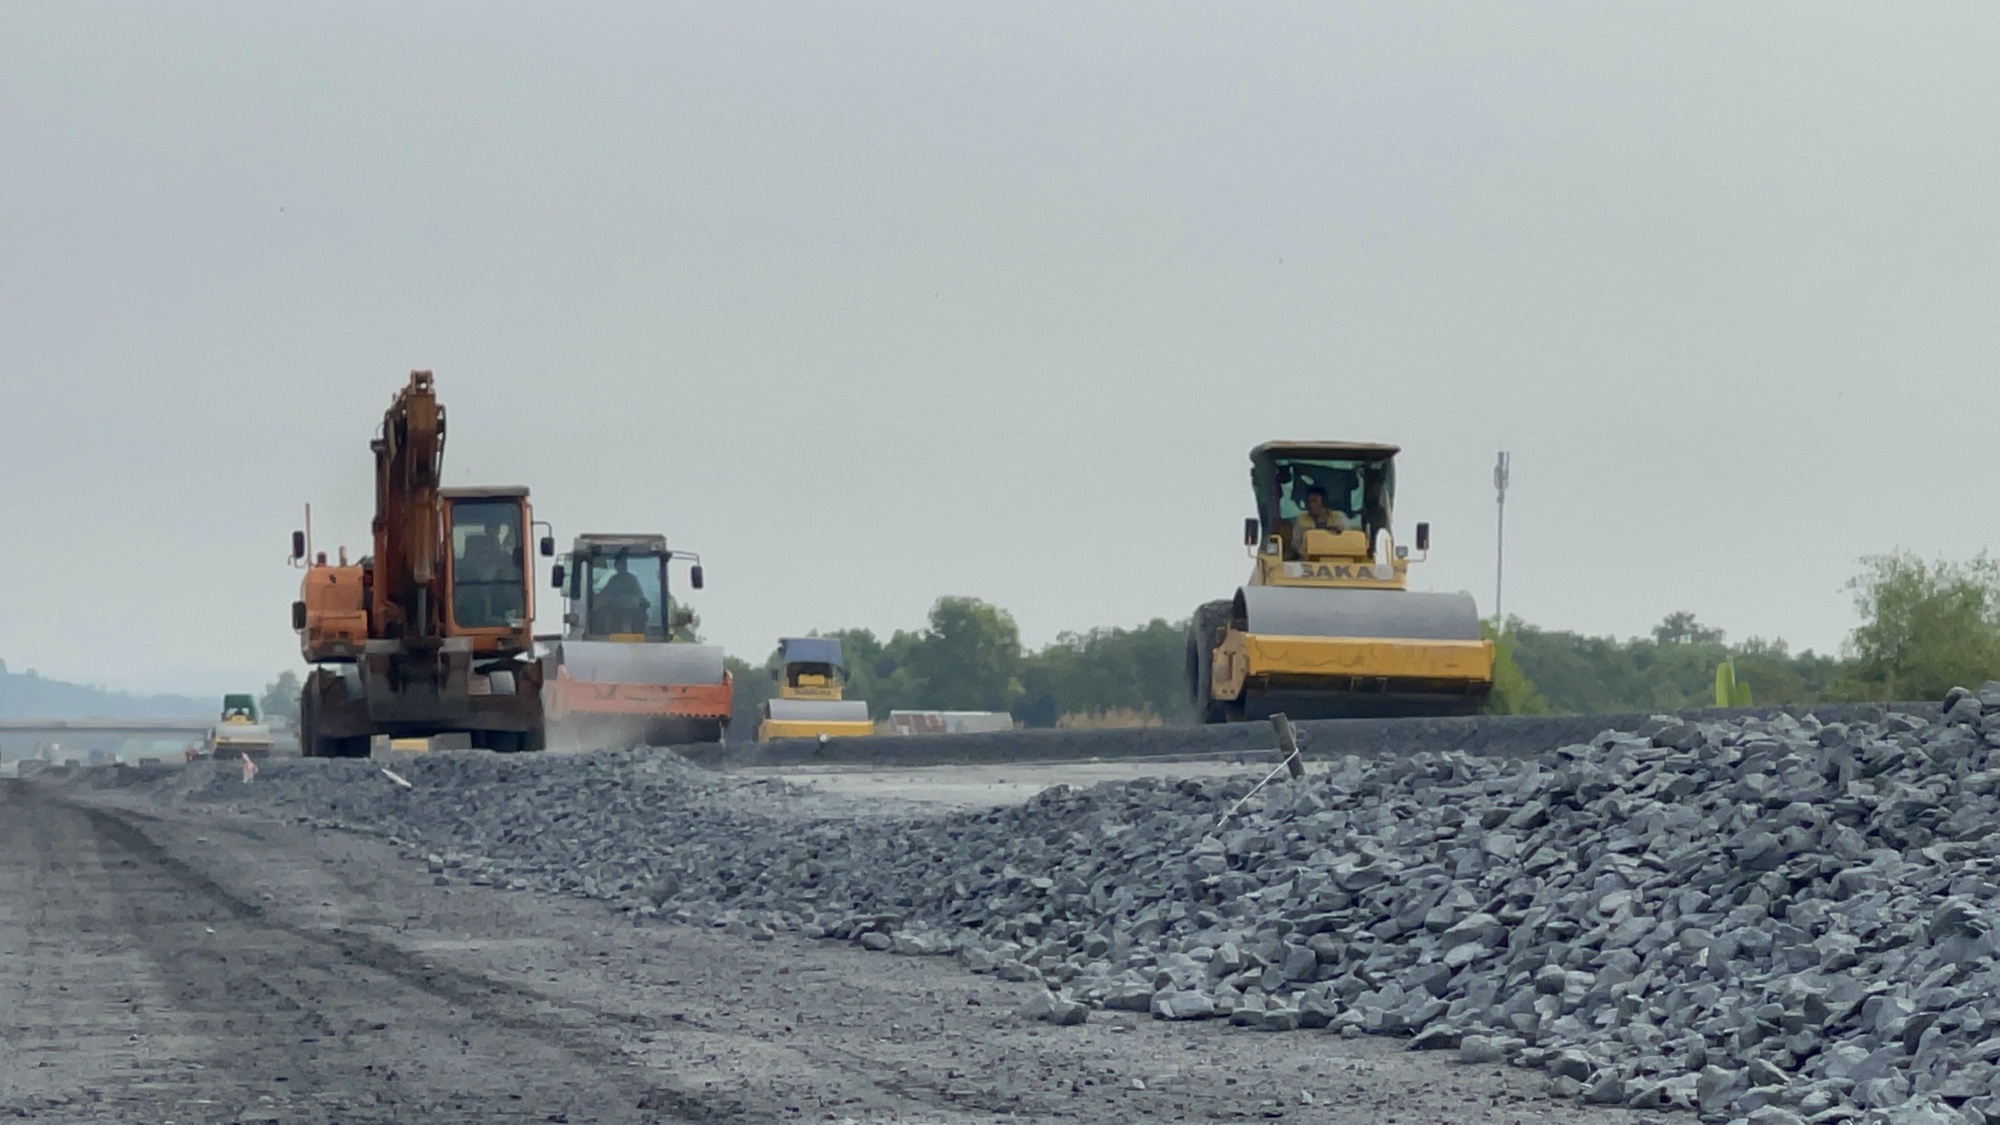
67, 685, 2000, 1125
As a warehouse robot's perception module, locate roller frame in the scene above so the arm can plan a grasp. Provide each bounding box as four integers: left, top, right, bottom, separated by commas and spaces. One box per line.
1200, 585, 1494, 722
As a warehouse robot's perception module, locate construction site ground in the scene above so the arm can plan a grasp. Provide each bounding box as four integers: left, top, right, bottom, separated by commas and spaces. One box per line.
736, 759, 1329, 814
2, 766, 1641, 1125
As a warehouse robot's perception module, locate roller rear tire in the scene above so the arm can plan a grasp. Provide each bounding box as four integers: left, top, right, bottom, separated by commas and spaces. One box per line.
1186, 599, 1233, 725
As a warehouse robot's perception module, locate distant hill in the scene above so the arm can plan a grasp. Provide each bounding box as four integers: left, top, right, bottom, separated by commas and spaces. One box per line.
0, 659, 211, 719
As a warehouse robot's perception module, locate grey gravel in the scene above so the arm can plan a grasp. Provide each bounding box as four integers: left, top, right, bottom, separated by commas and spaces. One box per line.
67, 682, 2000, 1122
1018, 987, 1089, 1026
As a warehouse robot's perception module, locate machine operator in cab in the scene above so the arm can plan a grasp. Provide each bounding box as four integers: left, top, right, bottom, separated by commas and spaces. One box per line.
1291, 486, 1351, 555
593, 552, 652, 635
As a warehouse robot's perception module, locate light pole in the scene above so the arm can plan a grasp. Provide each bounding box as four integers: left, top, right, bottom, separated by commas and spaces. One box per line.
1493, 451, 1511, 626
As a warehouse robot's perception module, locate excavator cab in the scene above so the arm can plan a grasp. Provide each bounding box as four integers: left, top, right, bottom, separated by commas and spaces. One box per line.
444, 488, 535, 641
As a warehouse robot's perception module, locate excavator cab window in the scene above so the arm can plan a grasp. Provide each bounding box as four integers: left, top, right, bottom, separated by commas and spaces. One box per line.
448, 499, 528, 629
580, 551, 669, 639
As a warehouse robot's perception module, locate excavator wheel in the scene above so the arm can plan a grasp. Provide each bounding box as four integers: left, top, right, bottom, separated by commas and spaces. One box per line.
298, 685, 325, 758
298, 677, 370, 758
1185, 599, 1235, 725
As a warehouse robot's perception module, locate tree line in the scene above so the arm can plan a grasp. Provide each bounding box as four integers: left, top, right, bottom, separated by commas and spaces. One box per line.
0, 659, 214, 721
723, 597, 1185, 731
1486, 551, 2000, 714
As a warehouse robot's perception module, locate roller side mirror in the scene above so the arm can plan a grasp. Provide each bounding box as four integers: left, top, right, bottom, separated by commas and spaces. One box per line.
1416, 522, 1431, 551
1243, 517, 1260, 547
540, 536, 555, 557
291, 600, 308, 630
550, 563, 566, 589
291, 531, 306, 561
689, 564, 704, 590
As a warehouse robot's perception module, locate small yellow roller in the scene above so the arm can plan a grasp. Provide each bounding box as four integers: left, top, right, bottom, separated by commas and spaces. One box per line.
757, 638, 876, 741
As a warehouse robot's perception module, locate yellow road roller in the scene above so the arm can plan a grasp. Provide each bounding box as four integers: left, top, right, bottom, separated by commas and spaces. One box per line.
757, 637, 876, 741
1188, 441, 1494, 722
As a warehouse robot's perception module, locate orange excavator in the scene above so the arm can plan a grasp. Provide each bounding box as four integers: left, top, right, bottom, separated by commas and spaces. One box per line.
290, 370, 552, 756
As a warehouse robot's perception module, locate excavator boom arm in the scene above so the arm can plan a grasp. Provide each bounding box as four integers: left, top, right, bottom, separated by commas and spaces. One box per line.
370, 371, 446, 638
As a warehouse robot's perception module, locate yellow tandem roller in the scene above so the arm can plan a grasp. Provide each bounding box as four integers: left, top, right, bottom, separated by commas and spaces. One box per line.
757, 637, 877, 741
1189, 442, 1495, 722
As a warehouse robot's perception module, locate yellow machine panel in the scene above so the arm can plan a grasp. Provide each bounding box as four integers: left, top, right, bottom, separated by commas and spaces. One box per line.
1216, 633, 1495, 685
758, 716, 876, 741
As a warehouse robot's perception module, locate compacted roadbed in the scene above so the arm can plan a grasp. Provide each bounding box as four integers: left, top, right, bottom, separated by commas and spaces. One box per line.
1, 779, 1629, 1124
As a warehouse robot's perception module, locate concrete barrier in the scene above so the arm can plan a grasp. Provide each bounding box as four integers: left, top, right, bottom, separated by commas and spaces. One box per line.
883, 711, 1015, 736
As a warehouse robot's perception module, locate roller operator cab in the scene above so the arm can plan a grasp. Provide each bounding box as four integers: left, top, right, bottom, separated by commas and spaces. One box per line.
556, 535, 696, 642
541, 534, 732, 747
757, 637, 874, 741
1187, 442, 1494, 723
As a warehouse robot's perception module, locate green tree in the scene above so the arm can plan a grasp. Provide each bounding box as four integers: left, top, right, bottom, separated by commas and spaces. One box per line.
783, 601, 1029, 717
1482, 619, 1550, 715
1017, 618, 1186, 726
260, 670, 302, 722
724, 654, 776, 733
1508, 622, 1714, 713
1508, 613, 1836, 714
671, 600, 703, 643
1652, 611, 1726, 646
903, 597, 1024, 711
1730, 636, 1843, 707
1838, 552, 2000, 700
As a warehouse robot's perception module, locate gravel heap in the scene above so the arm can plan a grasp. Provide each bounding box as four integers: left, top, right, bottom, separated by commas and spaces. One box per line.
75, 685, 2000, 1125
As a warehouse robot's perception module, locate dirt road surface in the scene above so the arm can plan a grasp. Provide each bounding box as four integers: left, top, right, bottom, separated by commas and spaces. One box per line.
2, 780, 1646, 1124
735, 760, 1316, 814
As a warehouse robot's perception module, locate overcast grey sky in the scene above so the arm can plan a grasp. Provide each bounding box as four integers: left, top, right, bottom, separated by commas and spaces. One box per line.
2, 3, 1996, 696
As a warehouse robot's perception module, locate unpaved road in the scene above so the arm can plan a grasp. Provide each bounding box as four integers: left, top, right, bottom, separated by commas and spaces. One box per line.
2, 780, 1645, 1123
738, 760, 1327, 814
